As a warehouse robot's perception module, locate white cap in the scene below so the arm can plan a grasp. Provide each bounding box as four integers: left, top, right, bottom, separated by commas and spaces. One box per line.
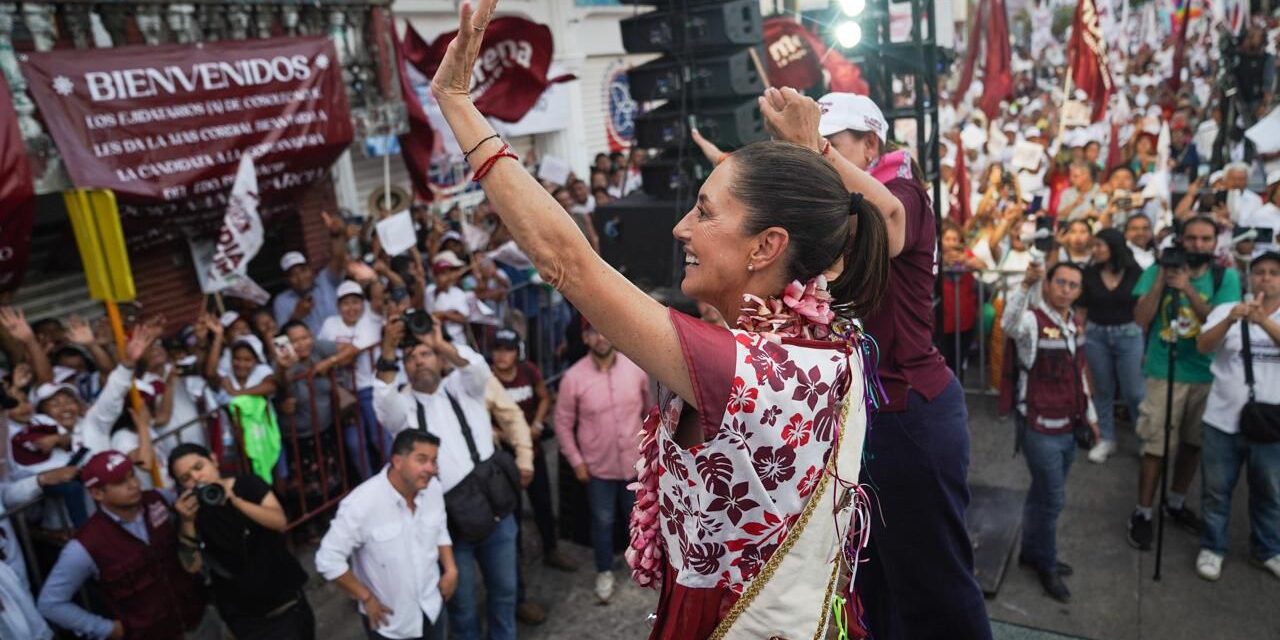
336, 280, 364, 300
34, 382, 79, 406
1024, 127, 1042, 140
440, 230, 464, 245
431, 250, 467, 270
219, 311, 241, 328
1267, 170, 1280, 187
1209, 170, 1225, 185
817, 93, 888, 143
279, 251, 307, 272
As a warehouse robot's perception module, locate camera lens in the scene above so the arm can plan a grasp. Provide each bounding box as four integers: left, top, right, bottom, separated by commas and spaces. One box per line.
195, 482, 226, 507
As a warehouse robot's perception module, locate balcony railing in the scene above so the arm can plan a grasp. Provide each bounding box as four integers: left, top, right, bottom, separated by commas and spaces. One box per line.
0, 1, 405, 194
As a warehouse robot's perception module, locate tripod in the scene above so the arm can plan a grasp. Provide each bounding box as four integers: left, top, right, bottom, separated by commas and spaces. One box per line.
1153, 291, 1181, 581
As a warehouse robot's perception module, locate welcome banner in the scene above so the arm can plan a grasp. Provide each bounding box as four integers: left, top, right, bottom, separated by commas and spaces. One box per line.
22, 36, 353, 229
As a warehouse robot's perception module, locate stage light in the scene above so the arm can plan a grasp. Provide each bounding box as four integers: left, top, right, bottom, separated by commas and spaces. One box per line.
839, 0, 866, 17
835, 21, 862, 48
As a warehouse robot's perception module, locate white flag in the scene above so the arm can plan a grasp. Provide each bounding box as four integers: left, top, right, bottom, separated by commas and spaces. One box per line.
207, 155, 263, 292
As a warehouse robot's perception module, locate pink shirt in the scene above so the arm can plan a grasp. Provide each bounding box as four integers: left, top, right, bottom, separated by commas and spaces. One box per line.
554, 353, 651, 481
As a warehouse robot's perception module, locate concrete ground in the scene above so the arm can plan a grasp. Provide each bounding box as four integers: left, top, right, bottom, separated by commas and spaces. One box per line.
301, 394, 1280, 639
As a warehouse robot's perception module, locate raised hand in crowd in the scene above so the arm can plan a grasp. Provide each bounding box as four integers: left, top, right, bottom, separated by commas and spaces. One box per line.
0, 306, 53, 384
121, 315, 166, 368
11, 361, 32, 391
1023, 261, 1045, 289
67, 314, 118, 373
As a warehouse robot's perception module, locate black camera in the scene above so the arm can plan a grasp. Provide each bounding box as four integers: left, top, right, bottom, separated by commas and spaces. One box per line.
1159, 247, 1187, 268
399, 309, 435, 349
195, 482, 227, 507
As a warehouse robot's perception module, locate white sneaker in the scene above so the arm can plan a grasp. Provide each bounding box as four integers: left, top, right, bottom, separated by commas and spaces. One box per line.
1087, 440, 1117, 464
594, 571, 616, 603
1259, 555, 1280, 580
1196, 549, 1223, 581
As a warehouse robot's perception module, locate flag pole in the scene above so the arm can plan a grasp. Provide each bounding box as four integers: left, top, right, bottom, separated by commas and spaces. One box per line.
1057, 64, 1075, 142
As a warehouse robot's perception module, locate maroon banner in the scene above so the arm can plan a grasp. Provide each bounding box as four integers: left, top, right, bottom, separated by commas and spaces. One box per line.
21, 36, 352, 233
1067, 0, 1113, 122
978, 0, 1013, 120
0, 73, 35, 292
762, 17, 867, 95
396, 23, 436, 202
418, 17, 574, 123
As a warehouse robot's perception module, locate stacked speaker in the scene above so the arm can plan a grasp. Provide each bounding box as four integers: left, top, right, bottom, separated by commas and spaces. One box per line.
594, 0, 768, 290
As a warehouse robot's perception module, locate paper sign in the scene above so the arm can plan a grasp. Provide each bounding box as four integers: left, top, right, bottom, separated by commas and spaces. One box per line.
376, 210, 416, 256
1011, 141, 1045, 171
536, 154, 572, 187
1062, 100, 1091, 127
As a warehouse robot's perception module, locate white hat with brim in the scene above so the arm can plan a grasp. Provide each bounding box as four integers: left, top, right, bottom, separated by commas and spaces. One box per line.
279, 251, 307, 273
34, 382, 80, 406
817, 93, 888, 143
336, 280, 364, 300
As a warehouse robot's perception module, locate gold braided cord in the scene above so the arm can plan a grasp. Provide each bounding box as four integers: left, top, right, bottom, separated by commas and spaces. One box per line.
708, 379, 856, 640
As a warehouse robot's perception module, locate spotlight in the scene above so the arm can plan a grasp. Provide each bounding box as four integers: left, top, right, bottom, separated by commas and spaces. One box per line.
839, 0, 866, 17
835, 21, 862, 48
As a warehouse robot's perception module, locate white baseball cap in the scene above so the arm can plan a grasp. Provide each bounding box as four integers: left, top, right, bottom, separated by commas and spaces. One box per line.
219, 311, 241, 328
817, 93, 888, 143
279, 251, 307, 272
1267, 170, 1280, 187
336, 280, 364, 300
34, 382, 80, 406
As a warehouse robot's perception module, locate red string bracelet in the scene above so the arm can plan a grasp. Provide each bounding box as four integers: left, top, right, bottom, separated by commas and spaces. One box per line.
472, 142, 518, 183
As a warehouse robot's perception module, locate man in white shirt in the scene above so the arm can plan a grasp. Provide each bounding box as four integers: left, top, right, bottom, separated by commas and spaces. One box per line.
372, 319, 519, 640
1238, 171, 1280, 257
316, 429, 457, 640
1225, 163, 1264, 223
424, 252, 472, 346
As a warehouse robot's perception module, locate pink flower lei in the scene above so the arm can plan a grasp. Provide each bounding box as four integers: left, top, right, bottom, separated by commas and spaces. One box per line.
735, 275, 838, 342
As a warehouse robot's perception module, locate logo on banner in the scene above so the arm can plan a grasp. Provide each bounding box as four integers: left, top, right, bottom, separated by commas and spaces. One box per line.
605, 62, 636, 152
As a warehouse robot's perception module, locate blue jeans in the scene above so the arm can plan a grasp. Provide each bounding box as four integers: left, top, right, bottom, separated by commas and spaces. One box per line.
587, 478, 636, 572
1083, 322, 1146, 443
1199, 425, 1280, 561
447, 514, 518, 640
1019, 421, 1076, 571
855, 378, 992, 640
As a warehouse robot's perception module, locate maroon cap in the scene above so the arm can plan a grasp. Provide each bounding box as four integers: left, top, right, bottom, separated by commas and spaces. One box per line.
81, 450, 134, 489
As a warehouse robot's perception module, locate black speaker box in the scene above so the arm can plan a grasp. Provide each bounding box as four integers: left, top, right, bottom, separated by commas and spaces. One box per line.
627, 49, 765, 102
593, 192, 690, 290
620, 0, 762, 53
634, 99, 767, 149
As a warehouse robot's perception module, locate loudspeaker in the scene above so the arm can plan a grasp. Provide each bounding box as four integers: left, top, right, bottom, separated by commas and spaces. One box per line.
620, 0, 762, 53
634, 99, 766, 149
627, 49, 765, 102
593, 192, 689, 290
639, 152, 712, 199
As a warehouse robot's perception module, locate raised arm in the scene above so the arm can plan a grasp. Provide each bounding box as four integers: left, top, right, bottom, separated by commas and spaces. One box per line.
430, 0, 694, 405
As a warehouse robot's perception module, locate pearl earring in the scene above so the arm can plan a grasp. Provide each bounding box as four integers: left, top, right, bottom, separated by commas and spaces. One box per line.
747, 263, 754, 272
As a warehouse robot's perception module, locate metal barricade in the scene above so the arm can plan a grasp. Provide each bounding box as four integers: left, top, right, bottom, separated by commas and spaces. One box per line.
939, 266, 1030, 396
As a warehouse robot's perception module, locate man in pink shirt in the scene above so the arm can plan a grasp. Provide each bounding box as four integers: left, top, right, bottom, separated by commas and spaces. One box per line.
554, 324, 650, 603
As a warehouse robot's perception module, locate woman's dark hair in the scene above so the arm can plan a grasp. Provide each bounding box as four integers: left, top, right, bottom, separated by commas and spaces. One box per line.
168, 443, 214, 482
728, 141, 890, 318
1093, 228, 1137, 275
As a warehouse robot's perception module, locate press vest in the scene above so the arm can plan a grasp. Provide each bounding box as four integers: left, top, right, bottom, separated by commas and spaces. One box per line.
75, 491, 206, 640
1023, 308, 1088, 435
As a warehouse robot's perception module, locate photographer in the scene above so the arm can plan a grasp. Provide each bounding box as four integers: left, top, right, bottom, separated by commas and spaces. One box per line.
1192, 252, 1280, 582
1127, 216, 1242, 551
169, 443, 312, 640
372, 316, 519, 640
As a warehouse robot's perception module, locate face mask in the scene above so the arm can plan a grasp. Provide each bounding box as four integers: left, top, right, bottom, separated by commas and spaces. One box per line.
1185, 252, 1213, 268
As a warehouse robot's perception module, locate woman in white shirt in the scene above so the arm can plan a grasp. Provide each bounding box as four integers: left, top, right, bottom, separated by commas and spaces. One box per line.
1193, 251, 1280, 582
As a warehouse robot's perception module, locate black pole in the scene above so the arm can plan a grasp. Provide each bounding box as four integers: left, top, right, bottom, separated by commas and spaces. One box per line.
1153, 290, 1181, 581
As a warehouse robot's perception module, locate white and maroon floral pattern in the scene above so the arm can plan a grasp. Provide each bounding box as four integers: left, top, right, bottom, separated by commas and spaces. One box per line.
629, 328, 854, 599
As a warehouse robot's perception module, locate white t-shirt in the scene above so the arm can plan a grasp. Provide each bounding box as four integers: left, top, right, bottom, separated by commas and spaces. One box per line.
425, 285, 470, 345
1128, 242, 1156, 270
1202, 303, 1280, 434
318, 310, 384, 389
1240, 203, 1280, 257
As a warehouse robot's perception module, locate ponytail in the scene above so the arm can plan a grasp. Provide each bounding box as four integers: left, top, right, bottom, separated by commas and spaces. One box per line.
830, 195, 890, 319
